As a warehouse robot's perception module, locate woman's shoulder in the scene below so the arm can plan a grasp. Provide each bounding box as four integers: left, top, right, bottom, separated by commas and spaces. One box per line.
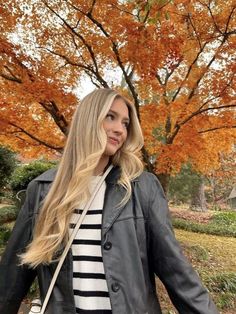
25, 167, 57, 194
32, 167, 57, 183
134, 170, 165, 196
136, 170, 159, 184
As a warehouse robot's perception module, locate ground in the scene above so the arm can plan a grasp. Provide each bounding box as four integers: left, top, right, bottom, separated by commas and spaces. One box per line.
155, 207, 236, 314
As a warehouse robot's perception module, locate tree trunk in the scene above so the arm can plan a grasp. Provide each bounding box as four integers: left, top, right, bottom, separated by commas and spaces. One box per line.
157, 173, 170, 195
190, 179, 207, 211
141, 147, 170, 195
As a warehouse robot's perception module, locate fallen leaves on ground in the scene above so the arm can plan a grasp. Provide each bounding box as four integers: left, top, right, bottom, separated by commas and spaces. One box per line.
170, 207, 213, 224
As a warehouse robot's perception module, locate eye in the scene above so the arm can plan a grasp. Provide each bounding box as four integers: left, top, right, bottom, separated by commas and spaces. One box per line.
123, 121, 130, 129
106, 113, 115, 121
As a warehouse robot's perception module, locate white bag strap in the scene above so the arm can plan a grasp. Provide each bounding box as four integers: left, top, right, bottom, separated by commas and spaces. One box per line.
40, 164, 113, 314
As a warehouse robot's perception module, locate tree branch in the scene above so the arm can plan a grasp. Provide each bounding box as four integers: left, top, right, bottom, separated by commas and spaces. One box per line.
0, 72, 22, 83
187, 13, 202, 49
156, 58, 183, 87
199, 125, 236, 134
43, 1, 109, 88
40, 46, 94, 72
8, 122, 63, 151
110, 3, 136, 18
197, 74, 234, 111
172, 5, 235, 103
223, 7, 235, 39
51, 0, 141, 114
205, 1, 222, 35
84, 11, 141, 116
187, 7, 236, 100
171, 42, 207, 102
168, 104, 236, 143
1, 65, 22, 83
39, 100, 69, 135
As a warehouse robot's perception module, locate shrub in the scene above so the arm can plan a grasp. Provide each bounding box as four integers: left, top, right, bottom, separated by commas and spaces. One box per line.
0, 205, 18, 224
10, 160, 57, 193
210, 211, 236, 226
172, 217, 236, 237
0, 146, 17, 190
0, 225, 12, 246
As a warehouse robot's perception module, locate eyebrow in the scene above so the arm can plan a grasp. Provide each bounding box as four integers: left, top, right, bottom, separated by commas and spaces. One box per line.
109, 109, 130, 123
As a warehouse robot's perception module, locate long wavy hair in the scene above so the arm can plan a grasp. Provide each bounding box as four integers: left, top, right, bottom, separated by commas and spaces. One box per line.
20, 88, 144, 267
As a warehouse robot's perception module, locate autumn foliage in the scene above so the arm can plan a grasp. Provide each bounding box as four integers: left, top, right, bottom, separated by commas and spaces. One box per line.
0, 0, 235, 187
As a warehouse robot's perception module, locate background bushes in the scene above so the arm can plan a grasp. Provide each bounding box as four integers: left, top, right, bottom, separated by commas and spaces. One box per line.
0, 205, 18, 224
0, 145, 17, 191
172, 211, 236, 237
10, 160, 57, 193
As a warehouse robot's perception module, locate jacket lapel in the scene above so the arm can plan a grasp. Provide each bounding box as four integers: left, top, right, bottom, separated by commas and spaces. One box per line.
102, 166, 138, 236
102, 181, 127, 236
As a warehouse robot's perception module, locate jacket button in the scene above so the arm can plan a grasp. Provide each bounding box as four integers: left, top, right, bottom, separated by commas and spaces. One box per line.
104, 241, 112, 250
111, 282, 120, 292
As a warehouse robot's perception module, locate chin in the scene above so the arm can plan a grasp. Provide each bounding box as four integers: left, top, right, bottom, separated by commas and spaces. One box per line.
104, 149, 118, 157
104, 144, 120, 157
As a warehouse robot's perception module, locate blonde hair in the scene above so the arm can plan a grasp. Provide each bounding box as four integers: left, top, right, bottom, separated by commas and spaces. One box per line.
21, 88, 144, 267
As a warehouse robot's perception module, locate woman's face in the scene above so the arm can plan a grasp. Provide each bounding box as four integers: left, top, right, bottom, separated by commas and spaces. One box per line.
102, 97, 130, 157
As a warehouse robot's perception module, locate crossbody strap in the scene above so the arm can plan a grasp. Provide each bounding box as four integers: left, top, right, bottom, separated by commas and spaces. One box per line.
40, 164, 113, 314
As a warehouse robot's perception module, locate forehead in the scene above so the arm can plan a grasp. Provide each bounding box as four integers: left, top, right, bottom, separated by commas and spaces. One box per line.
109, 98, 129, 118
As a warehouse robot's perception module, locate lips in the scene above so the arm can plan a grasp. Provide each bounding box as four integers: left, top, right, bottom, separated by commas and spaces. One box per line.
108, 137, 120, 145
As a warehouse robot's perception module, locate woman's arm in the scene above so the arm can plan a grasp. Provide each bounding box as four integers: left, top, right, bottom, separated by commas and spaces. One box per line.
139, 172, 219, 314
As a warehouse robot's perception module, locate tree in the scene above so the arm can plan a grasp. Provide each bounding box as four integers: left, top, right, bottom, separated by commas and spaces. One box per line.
168, 163, 201, 203
0, 0, 235, 190
189, 178, 208, 212
206, 150, 236, 208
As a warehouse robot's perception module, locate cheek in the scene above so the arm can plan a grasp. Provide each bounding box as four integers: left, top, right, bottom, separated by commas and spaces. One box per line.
102, 121, 109, 133
123, 130, 128, 142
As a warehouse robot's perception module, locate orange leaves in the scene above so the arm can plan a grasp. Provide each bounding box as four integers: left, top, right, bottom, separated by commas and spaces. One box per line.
0, 0, 235, 175
140, 95, 235, 176
0, 37, 76, 158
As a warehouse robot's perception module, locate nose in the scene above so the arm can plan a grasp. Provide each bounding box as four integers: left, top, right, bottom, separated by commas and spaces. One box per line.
113, 120, 124, 134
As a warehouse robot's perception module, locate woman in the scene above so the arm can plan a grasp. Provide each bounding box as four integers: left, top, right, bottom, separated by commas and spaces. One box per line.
0, 88, 218, 313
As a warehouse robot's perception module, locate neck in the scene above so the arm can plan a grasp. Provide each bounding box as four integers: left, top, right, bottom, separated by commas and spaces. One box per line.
94, 155, 110, 176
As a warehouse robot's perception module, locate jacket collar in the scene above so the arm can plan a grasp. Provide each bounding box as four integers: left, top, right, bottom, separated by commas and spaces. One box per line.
105, 165, 121, 184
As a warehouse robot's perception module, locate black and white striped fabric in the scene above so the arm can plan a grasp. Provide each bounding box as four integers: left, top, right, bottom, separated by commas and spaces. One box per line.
69, 177, 112, 313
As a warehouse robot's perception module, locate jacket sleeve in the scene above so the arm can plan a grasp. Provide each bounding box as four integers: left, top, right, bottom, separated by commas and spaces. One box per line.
0, 180, 39, 314
142, 173, 219, 314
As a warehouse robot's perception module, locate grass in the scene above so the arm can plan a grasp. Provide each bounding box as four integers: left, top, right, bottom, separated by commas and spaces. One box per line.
172, 211, 236, 237
175, 230, 236, 272
205, 272, 236, 294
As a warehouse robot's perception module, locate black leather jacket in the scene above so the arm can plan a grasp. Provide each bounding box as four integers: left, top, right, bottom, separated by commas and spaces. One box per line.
0, 167, 219, 314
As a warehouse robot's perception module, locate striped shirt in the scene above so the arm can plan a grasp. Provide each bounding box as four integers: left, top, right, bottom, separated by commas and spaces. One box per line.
69, 177, 112, 313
